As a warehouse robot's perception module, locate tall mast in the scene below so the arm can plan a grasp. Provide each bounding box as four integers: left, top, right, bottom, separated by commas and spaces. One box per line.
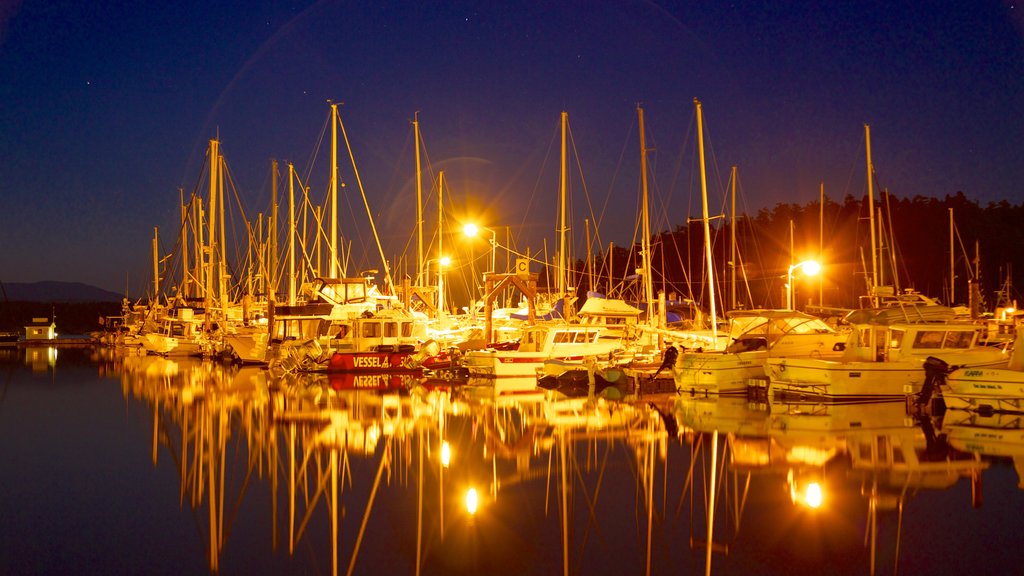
206, 138, 218, 317
330, 103, 339, 278
152, 227, 159, 301
729, 166, 737, 311
819, 181, 825, 307
414, 113, 424, 286
288, 163, 296, 306
218, 153, 227, 305
949, 207, 955, 304
270, 160, 278, 301
180, 188, 188, 298
196, 198, 205, 300
695, 99, 717, 341
638, 105, 655, 319
438, 171, 445, 325
865, 124, 878, 306
558, 111, 568, 296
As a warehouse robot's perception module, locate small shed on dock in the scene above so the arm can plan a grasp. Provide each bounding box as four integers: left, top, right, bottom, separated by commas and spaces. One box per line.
25, 317, 57, 340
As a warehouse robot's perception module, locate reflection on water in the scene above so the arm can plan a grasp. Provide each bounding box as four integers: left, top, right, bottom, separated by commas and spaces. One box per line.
1, 348, 1023, 575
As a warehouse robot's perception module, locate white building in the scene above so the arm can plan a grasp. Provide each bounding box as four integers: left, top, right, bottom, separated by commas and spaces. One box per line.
24, 317, 57, 340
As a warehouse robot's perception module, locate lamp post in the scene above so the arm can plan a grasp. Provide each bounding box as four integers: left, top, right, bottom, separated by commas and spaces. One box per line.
464, 223, 499, 318
787, 260, 821, 310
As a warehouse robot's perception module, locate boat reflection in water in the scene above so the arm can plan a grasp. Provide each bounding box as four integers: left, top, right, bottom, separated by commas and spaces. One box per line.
106, 351, 1024, 576
118, 362, 669, 576
673, 395, 993, 575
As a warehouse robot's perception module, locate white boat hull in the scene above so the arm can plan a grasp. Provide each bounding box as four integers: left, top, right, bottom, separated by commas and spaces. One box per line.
673, 351, 766, 395
942, 366, 1024, 413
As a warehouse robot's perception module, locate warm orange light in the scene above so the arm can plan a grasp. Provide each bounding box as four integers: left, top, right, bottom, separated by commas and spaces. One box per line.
804, 482, 823, 508
463, 223, 479, 238
441, 441, 451, 468
465, 487, 479, 515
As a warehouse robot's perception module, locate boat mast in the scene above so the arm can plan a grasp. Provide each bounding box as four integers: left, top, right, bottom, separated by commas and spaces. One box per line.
819, 181, 824, 307
949, 207, 955, 304
152, 227, 159, 301
330, 102, 339, 278
695, 99, 718, 341
865, 124, 879, 306
206, 138, 218, 322
729, 166, 737, 311
558, 111, 568, 296
270, 160, 278, 302
180, 188, 188, 299
438, 171, 446, 326
638, 105, 655, 321
288, 163, 297, 306
414, 113, 424, 286
218, 151, 228, 305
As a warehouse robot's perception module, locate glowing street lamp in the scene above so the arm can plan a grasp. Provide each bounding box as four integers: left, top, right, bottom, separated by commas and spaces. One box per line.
464, 223, 499, 317
465, 487, 479, 515
787, 259, 821, 310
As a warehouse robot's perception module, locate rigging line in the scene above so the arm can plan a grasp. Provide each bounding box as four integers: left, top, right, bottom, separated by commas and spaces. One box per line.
337, 110, 394, 292
566, 120, 603, 266
518, 117, 561, 256
593, 112, 636, 260
300, 109, 330, 188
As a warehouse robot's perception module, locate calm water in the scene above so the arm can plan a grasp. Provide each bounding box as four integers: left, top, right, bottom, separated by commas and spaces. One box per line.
1, 346, 1022, 575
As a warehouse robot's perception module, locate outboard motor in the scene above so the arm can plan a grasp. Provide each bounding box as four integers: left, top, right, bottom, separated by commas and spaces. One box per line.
917, 356, 951, 406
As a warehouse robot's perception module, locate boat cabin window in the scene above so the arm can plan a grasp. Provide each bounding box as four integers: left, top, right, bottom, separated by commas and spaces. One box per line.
912, 330, 946, 349
362, 322, 381, 338
911, 329, 976, 350
554, 331, 573, 344
384, 322, 398, 338
402, 322, 413, 337
170, 322, 186, 338
944, 330, 975, 348
888, 328, 905, 349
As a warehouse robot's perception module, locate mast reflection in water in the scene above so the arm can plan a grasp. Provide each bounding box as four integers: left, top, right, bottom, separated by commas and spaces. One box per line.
0, 347, 1022, 575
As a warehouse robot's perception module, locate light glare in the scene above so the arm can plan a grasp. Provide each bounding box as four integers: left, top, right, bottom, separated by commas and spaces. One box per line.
441, 441, 451, 468
465, 487, 479, 515
804, 482, 823, 508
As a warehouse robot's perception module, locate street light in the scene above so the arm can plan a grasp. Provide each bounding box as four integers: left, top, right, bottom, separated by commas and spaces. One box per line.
787, 259, 821, 310
464, 223, 499, 318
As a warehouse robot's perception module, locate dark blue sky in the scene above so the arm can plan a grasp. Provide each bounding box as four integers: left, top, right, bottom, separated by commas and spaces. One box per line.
2, 1, 1022, 295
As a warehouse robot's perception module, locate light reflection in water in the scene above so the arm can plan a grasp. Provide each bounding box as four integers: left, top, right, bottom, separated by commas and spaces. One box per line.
23, 350, 1006, 576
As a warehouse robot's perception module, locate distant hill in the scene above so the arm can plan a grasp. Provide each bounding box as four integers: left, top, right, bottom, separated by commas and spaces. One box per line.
1, 281, 124, 303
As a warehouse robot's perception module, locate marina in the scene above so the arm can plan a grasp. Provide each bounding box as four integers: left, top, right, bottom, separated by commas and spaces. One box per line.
3, 5, 1024, 575
2, 345, 1023, 575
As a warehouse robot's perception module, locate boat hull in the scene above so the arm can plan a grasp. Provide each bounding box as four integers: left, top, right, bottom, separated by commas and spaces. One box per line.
673, 351, 767, 395
942, 367, 1024, 413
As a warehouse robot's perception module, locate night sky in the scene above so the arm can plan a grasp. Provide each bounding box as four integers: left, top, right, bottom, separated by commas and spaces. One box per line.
2, 1, 1023, 296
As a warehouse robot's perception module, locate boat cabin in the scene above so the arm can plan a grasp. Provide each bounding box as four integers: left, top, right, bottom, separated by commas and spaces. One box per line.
841, 321, 984, 363
517, 325, 605, 354
326, 313, 425, 354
